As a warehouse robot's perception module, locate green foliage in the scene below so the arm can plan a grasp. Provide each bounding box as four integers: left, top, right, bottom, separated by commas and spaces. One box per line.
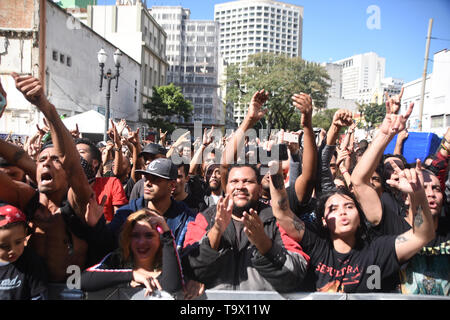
361, 103, 386, 126
143, 84, 193, 132
312, 108, 339, 131
225, 52, 330, 130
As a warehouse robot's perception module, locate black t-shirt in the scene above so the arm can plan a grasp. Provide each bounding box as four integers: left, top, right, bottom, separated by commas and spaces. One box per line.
124, 177, 135, 200
300, 222, 400, 293
370, 197, 450, 295
0, 247, 48, 300
182, 192, 207, 214
369, 192, 412, 238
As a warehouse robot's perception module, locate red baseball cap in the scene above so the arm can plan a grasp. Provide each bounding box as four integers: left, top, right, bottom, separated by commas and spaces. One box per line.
0, 205, 26, 227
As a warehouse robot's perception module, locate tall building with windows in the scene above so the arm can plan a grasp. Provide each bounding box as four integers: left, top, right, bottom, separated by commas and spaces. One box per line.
214, 0, 303, 125
150, 6, 227, 128
334, 52, 386, 104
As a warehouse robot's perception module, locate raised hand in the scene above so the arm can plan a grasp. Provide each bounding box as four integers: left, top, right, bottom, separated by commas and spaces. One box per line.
203, 126, 214, 146
386, 159, 425, 196
127, 127, 140, 147
247, 89, 269, 123
379, 102, 414, 137
385, 87, 404, 115
70, 123, 81, 139
116, 119, 127, 136
292, 93, 313, 127
398, 129, 409, 142
172, 131, 190, 148
159, 128, 167, 144
336, 147, 350, 167
11, 72, 48, 108
332, 109, 353, 128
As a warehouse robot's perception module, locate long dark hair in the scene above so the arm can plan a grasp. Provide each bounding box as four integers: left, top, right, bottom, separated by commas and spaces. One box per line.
315, 187, 371, 249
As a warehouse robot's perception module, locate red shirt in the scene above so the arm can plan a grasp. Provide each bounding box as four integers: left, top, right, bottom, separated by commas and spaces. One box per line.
92, 177, 128, 222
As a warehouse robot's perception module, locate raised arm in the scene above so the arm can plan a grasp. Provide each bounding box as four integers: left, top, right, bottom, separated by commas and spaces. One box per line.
394, 129, 409, 156
351, 102, 414, 225
12, 73, 93, 218
0, 139, 36, 183
109, 121, 124, 178
291, 93, 317, 204
220, 89, 269, 188
318, 109, 353, 193
268, 160, 305, 243
189, 127, 214, 175
388, 160, 434, 263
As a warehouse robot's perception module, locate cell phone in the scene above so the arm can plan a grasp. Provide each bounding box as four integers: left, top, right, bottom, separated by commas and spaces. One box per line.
283, 132, 299, 144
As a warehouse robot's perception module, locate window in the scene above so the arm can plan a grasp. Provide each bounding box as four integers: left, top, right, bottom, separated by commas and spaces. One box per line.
52, 50, 58, 61
431, 115, 444, 128
60, 54, 65, 64
66, 56, 71, 67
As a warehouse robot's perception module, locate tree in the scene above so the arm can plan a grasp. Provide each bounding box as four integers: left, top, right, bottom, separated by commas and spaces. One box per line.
225, 52, 330, 131
143, 84, 193, 133
312, 108, 339, 131
362, 103, 386, 127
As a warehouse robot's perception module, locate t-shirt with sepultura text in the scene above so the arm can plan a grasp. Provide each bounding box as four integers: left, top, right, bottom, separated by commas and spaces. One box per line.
299, 222, 401, 293
0, 246, 48, 300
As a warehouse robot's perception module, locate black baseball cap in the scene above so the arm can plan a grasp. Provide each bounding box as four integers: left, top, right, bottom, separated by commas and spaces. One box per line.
138, 143, 167, 157
135, 158, 177, 180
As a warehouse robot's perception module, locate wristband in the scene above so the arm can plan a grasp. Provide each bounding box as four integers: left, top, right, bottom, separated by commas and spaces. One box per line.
440, 142, 449, 153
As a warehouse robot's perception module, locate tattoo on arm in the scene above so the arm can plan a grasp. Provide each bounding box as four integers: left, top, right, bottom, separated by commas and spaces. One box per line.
413, 205, 424, 228
395, 235, 409, 244
277, 196, 289, 211
271, 173, 285, 190
293, 215, 305, 233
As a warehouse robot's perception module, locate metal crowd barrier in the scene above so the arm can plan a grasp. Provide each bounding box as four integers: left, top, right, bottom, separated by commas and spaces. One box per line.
48, 284, 450, 300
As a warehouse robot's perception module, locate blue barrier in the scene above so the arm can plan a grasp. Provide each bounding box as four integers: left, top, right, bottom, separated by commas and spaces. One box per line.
383, 131, 441, 163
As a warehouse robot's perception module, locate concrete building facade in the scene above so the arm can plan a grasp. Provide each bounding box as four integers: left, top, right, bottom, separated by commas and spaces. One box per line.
86, 1, 168, 123
401, 49, 450, 136
334, 52, 386, 103
214, 0, 303, 125
0, 0, 141, 137
150, 6, 227, 128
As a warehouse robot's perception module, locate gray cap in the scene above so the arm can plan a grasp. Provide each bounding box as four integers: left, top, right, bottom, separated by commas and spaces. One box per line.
139, 143, 167, 157
135, 158, 177, 180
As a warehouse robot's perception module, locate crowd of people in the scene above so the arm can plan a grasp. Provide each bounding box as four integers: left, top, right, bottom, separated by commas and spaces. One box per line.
0, 73, 449, 300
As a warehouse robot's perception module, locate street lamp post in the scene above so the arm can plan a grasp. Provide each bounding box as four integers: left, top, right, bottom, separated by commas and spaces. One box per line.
98, 48, 122, 141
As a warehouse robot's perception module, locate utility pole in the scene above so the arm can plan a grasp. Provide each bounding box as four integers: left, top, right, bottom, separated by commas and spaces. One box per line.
418, 18, 433, 132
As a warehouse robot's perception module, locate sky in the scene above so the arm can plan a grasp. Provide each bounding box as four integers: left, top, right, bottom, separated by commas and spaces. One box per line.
98, 0, 450, 83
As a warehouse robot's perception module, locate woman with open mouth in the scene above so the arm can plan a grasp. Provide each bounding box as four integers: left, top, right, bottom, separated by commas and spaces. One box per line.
80, 209, 183, 298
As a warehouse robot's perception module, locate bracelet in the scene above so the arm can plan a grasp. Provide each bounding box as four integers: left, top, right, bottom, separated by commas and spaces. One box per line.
341, 170, 348, 175
440, 142, 449, 153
